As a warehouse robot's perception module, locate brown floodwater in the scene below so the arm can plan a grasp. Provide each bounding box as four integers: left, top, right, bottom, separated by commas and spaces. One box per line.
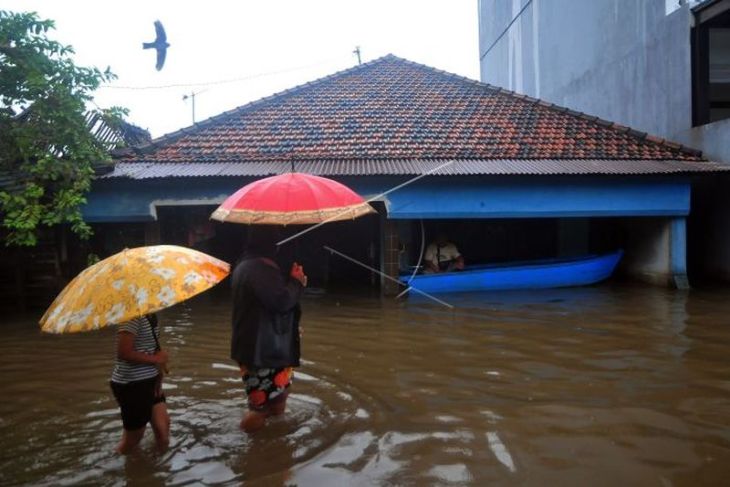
1, 284, 730, 486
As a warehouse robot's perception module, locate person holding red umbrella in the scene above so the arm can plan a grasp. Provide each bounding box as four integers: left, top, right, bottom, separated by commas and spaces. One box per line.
213, 172, 373, 431
230, 226, 307, 433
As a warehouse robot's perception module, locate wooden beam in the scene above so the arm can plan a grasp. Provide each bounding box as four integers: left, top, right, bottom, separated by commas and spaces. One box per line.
695, 0, 730, 25
144, 221, 161, 245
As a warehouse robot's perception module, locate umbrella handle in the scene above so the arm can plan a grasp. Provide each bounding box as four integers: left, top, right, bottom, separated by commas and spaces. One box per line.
149, 316, 170, 375
154, 348, 170, 375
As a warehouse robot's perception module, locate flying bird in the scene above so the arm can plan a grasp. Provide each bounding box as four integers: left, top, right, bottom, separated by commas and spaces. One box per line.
143, 20, 169, 71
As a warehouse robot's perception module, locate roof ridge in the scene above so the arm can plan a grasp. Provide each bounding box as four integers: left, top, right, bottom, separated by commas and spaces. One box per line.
133, 54, 401, 154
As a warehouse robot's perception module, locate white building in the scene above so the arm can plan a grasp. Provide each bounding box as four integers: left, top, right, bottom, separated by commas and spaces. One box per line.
479, 0, 730, 282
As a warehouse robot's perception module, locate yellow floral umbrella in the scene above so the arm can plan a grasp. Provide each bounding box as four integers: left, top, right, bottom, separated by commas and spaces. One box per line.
39, 245, 230, 334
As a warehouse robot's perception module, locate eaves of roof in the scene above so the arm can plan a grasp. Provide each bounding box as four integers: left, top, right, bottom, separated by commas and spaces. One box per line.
102, 159, 730, 180
692, 0, 730, 22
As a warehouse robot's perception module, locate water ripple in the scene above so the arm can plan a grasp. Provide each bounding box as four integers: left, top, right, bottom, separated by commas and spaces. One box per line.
1, 287, 730, 485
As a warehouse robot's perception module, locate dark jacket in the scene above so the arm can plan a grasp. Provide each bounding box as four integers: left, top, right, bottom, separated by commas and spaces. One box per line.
230, 254, 303, 368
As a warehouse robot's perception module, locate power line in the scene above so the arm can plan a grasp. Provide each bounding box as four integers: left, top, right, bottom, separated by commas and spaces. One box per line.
324, 246, 454, 309
479, 0, 534, 61
99, 56, 349, 91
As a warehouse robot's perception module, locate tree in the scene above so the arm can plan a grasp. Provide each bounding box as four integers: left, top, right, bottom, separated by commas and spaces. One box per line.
0, 10, 125, 246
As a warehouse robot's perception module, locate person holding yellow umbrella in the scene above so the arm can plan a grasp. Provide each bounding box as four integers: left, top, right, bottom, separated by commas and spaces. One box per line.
40, 245, 230, 453
110, 312, 170, 453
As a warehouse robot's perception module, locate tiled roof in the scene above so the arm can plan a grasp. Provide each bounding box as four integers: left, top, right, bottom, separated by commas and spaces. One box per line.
2, 111, 152, 189
84, 113, 152, 151
112, 55, 727, 177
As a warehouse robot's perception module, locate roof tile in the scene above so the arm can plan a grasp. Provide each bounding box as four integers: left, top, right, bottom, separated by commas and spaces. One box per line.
116, 55, 719, 175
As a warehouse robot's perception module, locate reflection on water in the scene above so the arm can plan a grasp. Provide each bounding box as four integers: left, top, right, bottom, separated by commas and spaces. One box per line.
1, 285, 730, 485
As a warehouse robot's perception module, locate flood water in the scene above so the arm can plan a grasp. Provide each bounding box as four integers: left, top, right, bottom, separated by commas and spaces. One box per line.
1, 285, 730, 486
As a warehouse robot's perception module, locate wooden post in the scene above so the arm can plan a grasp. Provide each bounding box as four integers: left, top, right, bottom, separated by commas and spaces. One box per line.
382, 218, 401, 296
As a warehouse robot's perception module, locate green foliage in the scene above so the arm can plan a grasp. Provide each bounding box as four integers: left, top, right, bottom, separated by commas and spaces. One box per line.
86, 252, 100, 267
0, 10, 124, 246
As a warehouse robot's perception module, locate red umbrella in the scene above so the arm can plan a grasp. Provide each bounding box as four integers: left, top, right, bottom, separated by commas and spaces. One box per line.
210, 172, 376, 225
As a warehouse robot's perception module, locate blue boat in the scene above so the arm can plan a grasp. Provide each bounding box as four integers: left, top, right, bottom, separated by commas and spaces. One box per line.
401, 250, 623, 294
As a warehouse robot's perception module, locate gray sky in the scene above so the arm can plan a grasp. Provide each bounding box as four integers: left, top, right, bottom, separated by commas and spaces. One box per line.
6, 1, 479, 138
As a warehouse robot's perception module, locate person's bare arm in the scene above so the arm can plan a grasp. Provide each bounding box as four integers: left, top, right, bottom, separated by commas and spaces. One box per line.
290, 263, 307, 287
425, 259, 440, 273
423, 245, 439, 273
117, 331, 168, 366
455, 255, 465, 269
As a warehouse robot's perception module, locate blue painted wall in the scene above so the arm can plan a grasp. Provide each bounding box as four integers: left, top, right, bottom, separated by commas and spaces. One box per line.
376, 177, 690, 219
84, 175, 690, 222
84, 177, 257, 222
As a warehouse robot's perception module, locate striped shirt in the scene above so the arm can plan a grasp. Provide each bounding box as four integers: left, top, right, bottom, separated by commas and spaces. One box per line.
110, 316, 160, 384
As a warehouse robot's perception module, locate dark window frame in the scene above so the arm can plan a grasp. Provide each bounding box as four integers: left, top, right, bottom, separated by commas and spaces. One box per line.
692, 0, 730, 126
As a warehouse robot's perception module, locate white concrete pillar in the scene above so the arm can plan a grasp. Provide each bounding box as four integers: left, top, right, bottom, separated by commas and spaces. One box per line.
622, 217, 688, 288
670, 217, 689, 289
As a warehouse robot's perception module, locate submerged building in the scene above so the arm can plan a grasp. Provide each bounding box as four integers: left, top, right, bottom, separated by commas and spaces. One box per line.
85, 55, 726, 293
478, 0, 730, 281
0, 114, 151, 309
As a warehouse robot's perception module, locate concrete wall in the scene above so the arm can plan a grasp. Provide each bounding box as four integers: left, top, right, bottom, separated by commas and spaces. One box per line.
622, 217, 671, 285
621, 217, 687, 287
479, 0, 693, 140
677, 120, 730, 283
675, 118, 730, 163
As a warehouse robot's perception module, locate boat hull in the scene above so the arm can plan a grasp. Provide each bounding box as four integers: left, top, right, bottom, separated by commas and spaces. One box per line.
401, 250, 623, 294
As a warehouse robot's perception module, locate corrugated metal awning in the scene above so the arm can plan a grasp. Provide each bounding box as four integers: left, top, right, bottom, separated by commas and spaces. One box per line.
102, 159, 729, 179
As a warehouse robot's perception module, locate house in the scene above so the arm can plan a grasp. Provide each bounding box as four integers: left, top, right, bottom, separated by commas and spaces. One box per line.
85, 55, 727, 293
478, 0, 730, 281
0, 114, 151, 309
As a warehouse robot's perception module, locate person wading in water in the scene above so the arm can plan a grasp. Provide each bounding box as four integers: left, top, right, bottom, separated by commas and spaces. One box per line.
110, 313, 170, 453
230, 226, 307, 433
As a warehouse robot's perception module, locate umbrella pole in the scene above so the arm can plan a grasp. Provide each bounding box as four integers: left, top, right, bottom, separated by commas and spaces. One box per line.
151, 321, 162, 351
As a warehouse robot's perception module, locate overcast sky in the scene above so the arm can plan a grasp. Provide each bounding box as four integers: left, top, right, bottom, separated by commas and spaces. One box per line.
6, 1, 480, 138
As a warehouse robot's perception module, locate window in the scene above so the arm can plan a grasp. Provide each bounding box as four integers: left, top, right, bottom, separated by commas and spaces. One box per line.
692, 0, 730, 126
709, 28, 730, 122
